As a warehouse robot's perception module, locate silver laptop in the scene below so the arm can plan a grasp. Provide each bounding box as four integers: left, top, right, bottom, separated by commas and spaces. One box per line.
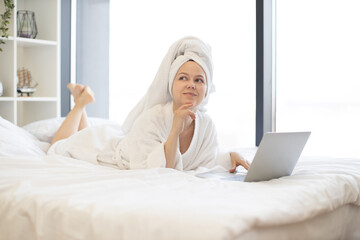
196, 132, 311, 182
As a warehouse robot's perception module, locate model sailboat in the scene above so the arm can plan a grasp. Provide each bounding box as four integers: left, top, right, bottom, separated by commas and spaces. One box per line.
17, 67, 38, 96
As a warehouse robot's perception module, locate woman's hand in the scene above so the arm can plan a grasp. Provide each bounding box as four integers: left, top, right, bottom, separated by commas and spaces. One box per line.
229, 152, 251, 173
165, 103, 195, 169
171, 103, 196, 135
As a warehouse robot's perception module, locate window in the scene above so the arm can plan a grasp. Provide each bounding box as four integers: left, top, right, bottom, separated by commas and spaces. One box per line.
109, 0, 256, 149
276, 0, 360, 157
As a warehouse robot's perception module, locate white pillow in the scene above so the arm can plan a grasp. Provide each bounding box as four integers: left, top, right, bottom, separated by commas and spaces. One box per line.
22, 117, 64, 143
22, 117, 120, 143
0, 117, 49, 156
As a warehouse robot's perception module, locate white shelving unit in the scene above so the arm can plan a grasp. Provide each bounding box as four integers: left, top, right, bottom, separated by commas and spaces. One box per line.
0, 0, 60, 126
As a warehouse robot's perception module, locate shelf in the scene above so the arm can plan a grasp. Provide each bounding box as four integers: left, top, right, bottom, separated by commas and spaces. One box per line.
16, 97, 57, 102
0, 97, 15, 101
17, 38, 57, 47
1, 0, 60, 126
0, 36, 14, 41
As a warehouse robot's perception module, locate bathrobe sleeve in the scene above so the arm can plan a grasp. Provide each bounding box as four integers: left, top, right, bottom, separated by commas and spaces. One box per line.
115, 104, 181, 170
186, 112, 231, 170
191, 116, 219, 169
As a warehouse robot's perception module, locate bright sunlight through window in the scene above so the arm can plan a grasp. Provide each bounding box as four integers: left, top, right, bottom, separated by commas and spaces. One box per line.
276, 0, 360, 157
109, 0, 256, 150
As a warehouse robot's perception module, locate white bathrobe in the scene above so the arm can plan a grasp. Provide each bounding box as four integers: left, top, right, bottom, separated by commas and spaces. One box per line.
114, 102, 219, 170
48, 102, 229, 170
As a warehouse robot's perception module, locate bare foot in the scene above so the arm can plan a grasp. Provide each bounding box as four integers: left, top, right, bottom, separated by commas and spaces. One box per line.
67, 83, 85, 102
76, 86, 95, 107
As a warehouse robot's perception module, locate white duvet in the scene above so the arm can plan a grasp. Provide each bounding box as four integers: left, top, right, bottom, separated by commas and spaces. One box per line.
0, 153, 359, 240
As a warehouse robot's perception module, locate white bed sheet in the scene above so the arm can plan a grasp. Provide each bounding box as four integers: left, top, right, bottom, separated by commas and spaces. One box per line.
0, 153, 359, 240
240, 204, 360, 240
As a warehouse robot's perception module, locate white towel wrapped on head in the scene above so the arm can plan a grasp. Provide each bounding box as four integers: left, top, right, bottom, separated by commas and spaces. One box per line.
121, 36, 215, 134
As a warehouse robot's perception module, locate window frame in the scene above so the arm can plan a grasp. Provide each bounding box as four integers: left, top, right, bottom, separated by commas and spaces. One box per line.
256, 0, 275, 146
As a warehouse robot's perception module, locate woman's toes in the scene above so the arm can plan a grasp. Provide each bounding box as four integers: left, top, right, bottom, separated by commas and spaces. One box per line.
73, 84, 84, 98
67, 83, 75, 92
68, 83, 85, 100
76, 86, 95, 106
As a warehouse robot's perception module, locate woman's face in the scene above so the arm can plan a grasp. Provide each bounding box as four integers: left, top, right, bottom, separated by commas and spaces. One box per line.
171, 61, 207, 109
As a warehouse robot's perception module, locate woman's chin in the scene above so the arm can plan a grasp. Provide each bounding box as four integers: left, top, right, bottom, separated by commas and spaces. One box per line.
187, 101, 201, 110
173, 98, 201, 109
184, 100, 195, 105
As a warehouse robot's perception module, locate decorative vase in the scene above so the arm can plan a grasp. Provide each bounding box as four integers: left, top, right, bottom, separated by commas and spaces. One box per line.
17, 10, 38, 39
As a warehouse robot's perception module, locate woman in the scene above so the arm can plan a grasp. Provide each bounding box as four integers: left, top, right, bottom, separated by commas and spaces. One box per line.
48, 36, 250, 172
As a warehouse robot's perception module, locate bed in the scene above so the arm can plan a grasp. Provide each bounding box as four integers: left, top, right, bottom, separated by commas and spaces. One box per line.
0, 116, 359, 240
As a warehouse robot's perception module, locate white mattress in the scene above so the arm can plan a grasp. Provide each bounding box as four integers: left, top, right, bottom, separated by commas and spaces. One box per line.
0, 153, 359, 240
